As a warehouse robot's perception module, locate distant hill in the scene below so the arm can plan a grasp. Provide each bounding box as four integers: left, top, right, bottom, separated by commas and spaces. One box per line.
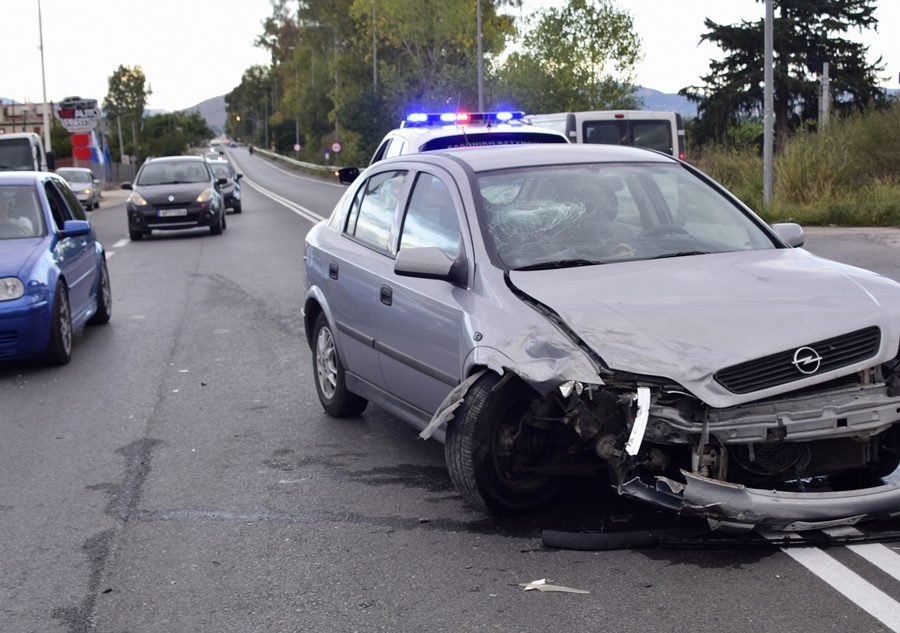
636, 88, 697, 118
183, 95, 227, 134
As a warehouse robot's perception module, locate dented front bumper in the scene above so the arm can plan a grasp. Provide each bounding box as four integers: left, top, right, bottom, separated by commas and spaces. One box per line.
620, 471, 900, 533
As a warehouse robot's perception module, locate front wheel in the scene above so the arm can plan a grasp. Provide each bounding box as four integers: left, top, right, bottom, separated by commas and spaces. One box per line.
38, 282, 73, 365
312, 313, 367, 417
232, 202, 242, 214
445, 371, 562, 516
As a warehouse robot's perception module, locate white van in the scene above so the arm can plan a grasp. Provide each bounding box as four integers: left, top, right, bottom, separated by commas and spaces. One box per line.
524, 111, 686, 160
0, 132, 55, 171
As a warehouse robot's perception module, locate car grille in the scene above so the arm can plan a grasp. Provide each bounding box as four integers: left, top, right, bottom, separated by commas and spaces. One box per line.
715, 326, 881, 394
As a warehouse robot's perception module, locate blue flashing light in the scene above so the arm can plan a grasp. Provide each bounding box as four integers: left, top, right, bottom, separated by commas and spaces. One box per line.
402, 111, 526, 127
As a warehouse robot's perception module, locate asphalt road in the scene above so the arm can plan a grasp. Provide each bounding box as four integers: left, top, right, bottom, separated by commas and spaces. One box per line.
2, 149, 899, 633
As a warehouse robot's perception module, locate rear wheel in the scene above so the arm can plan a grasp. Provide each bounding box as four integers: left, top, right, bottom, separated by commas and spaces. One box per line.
87, 259, 112, 325
38, 283, 73, 365
445, 371, 562, 516
312, 313, 367, 417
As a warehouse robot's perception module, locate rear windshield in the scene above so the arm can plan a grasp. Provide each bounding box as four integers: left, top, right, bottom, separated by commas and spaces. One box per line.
420, 131, 567, 152
0, 139, 34, 171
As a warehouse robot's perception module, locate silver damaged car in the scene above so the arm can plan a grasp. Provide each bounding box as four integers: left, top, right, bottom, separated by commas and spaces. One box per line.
302, 144, 900, 533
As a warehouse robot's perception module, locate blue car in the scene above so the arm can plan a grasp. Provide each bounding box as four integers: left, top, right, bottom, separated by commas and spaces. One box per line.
0, 171, 111, 365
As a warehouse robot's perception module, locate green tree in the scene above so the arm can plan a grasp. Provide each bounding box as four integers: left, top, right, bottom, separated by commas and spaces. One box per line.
493, 0, 643, 113
142, 111, 213, 157
682, 0, 887, 147
103, 65, 152, 165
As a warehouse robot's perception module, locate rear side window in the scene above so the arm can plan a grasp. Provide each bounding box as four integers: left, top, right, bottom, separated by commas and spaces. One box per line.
345, 170, 407, 253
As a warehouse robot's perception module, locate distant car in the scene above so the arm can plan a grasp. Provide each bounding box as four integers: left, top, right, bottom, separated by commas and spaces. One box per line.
336, 110, 568, 183
55, 167, 101, 210
205, 157, 242, 213
122, 155, 227, 240
304, 143, 900, 533
209, 141, 226, 155
0, 171, 111, 365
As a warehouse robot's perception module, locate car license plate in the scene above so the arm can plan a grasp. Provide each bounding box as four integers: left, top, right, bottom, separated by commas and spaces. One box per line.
158, 208, 187, 217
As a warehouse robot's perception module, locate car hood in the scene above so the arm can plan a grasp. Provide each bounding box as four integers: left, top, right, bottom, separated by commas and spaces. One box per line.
0, 237, 45, 279
135, 183, 209, 205
508, 248, 900, 407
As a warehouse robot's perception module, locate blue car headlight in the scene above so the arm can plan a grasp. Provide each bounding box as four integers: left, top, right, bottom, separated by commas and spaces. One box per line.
0, 277, 25, 301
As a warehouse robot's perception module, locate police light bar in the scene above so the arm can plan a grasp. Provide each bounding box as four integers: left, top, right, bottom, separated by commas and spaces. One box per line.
403, 111, 525, 127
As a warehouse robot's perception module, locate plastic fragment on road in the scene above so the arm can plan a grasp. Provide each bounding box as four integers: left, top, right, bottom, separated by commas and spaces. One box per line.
519, 579, 590, 594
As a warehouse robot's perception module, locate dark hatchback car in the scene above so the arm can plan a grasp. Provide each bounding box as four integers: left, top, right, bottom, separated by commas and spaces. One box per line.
122, 156, 226, 240
205, 157, 242, 213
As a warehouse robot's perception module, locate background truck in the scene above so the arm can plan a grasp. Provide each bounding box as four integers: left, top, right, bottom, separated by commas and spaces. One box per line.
0, 132, 55, 171
524, 110, 686, 160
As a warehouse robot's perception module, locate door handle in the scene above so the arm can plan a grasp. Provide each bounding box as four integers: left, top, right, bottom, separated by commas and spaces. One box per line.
329, 263, 339, 279
380, 286, 392, 306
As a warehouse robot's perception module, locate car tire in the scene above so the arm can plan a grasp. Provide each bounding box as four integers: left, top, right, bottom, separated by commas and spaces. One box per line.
312, 313, 367, 417
445, 371, 561, 516
210, 212, 224, 235
87, 259, 112, 326
129, 229, 144, 241
232, 202, 242, 214
38, 282, 73, 366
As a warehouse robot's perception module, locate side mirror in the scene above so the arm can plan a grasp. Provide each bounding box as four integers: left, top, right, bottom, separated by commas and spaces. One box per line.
45, 151, 56, 171
120, 182, 133, 190
217, 177, 228, 186
235, 173, 243, 181
394, 246, 467, 287
60, 220, 91, 238
771, 222, 804, 248
336, 167, 360, 185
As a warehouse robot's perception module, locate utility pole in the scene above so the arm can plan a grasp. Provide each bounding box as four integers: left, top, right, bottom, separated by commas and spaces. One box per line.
763, 0, 774, 207
477, 0, 483, 111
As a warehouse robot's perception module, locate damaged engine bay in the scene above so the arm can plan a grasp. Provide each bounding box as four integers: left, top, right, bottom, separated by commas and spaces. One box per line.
478, 355, 900, 534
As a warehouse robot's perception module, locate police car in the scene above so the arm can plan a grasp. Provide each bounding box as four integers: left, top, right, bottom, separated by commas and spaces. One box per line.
337, 111, 568, 183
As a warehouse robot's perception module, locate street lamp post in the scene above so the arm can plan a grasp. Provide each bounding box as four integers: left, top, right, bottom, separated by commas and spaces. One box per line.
37, 0, 52, 153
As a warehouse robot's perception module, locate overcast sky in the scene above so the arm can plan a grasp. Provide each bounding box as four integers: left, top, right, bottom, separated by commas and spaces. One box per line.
2, 0, 897, 112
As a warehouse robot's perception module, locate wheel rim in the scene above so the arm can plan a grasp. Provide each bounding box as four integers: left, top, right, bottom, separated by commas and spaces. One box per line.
59, 290, 72, 355
316, 326, 338, 400
490, 401, 554, 495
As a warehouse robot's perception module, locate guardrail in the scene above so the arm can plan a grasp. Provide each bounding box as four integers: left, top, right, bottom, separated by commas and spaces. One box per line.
252, 147, 342, 174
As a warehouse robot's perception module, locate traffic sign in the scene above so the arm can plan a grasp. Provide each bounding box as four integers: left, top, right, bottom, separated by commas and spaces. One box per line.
54, 96, 101, 133
293, 143, 301, 152
331, 141, 342, 154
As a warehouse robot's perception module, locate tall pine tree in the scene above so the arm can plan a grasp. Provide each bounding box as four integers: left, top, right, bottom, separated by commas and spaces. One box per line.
681, 0, 887, 147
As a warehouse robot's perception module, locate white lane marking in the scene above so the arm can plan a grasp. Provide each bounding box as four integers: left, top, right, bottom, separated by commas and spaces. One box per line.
824, 526, 900, 582
112, 239, 130, 249
241, 176, 327, 224
777, 540, 900, 632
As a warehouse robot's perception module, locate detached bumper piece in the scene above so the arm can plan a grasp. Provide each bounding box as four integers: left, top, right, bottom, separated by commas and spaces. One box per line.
620, 470, 900, 533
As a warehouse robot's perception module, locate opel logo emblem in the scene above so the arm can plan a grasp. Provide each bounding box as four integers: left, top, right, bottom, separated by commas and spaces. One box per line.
168, 195, 175, 202
792, 346, 823, 374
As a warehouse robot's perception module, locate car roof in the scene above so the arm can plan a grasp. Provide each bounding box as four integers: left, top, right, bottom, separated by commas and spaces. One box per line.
55, 167, 93, 173
373, 143, 677, 173
0, 171, 59, 186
